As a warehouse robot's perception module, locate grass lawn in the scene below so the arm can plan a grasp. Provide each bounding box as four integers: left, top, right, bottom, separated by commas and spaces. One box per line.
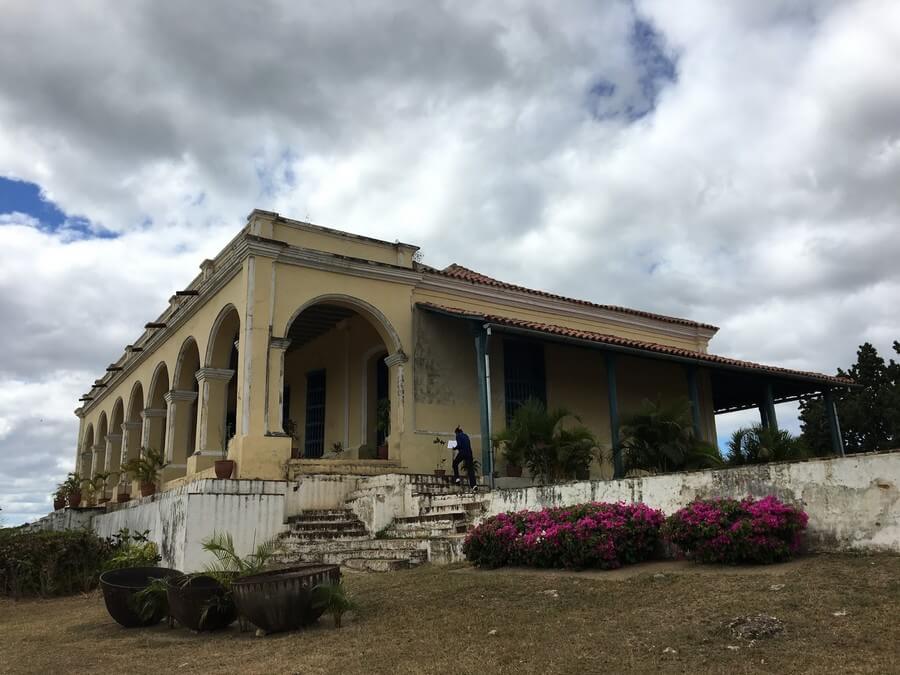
1, 553, 898, 674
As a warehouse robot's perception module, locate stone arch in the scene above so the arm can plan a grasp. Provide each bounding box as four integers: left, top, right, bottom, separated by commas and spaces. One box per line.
170, 337, 201, 461
126, 381, 144, 425
206, 304, 241, 368
93, 411, 108, 479
146, 361, 170, 457
121, 381, 145, 471
80, 423, 94, 476
282, 294, 402, 356
107, 397, 125, 475
174, 337, 202, 390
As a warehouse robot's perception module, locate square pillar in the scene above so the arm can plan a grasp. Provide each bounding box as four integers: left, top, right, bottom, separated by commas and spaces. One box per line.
384, 350, 409, 461
823, 388, 845, 457
91, 444, 106, 478
266, 338, 291, 436
104, 433, 123, 496
605, 353, 623, 479
141, 408, 167, 455
163, 390, 198, 481
685, 365, 703, 441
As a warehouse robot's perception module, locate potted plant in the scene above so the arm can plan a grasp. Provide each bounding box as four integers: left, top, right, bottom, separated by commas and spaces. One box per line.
116, 477, 130, 503
53, 489, 65, 511
214, 445, 235, 480
375, 398, 390, 460
63, 472, 82, 508
91, 472, 111, 504
121, 447, 167, 497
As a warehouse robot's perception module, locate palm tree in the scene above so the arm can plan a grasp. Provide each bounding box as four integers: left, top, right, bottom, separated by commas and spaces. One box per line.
727, 424, 808, 465
619, 398, 723, 475
494, 399, 597, 483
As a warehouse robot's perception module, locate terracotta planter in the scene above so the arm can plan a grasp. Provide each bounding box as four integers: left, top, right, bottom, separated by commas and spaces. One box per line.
53, 497, 65, 511
68, 491, 82, 508
376, 444, 389, 460
140, 482, 157, 498
506, 463, 523, 478
214, 459, 235, 479
117, 492, 129, 503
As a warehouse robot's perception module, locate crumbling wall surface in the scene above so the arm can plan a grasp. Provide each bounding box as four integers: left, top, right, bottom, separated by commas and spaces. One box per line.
484, 452, 900, 553
91, 479, 287, 571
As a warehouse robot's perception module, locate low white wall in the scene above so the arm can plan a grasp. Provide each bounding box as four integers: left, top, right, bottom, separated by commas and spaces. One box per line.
25, 507, 100, 533
484, 452, 900, 553
93, 479, 287, 572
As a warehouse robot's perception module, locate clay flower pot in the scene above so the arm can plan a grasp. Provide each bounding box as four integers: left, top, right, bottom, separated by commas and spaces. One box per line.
68, 491, 82, 508
117, 492, 129, 503
140, 482, 157, 498
53, 496, 65, 511
214, 459, 235, 479
506, 463, 523, 478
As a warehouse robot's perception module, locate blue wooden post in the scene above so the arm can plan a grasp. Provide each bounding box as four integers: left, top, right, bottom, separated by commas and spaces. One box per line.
823, 388, 845, 457
686, 365, 703, 440
473, 327, 493, 483
761, 382, 778, 430
606, 353, 623, 479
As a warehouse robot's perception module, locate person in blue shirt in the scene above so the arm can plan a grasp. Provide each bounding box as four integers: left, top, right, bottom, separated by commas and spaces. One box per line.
452, 426, 477, 489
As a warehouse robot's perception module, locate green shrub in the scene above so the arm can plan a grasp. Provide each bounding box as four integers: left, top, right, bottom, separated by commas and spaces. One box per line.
0, 529, 114, 598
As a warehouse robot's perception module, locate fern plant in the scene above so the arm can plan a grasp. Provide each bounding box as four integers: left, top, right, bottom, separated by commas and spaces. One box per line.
312, 580, 355, 628
121, 447, 167, 484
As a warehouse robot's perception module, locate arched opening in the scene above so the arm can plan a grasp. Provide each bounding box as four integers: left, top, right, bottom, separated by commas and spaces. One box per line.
80, 423, 94, 477
108, 398, 124, 480
206, 305, 240, 449
94, 411, 108, 479
147, 362, 170, 458
124, 382, 144, 461
282, 298, 398, 460
173, 337, 201, 459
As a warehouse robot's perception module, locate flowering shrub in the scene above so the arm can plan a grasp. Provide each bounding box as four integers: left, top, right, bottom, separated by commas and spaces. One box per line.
664, 496, 808, 564
463, 502, 665, 569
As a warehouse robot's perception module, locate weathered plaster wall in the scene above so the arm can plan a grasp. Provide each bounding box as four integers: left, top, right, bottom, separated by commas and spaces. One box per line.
92, 479, 287, 571
484, 452, 900, 553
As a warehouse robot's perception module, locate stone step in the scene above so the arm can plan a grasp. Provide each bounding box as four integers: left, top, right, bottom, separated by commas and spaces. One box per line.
286, 509, 356, 523
289, 519, 365, 532
284, 537, 426, 555
387, 524, 469, 538
394, 511, 468, 524
281, 530, 370, 541
343, 558, 412, 573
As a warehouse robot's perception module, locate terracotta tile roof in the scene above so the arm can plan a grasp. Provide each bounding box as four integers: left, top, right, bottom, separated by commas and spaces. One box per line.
426, 263, 719, 331
417, 302, 854, 387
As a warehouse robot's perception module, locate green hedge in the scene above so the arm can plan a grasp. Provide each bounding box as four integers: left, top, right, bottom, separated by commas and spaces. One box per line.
0, 527, 161, 598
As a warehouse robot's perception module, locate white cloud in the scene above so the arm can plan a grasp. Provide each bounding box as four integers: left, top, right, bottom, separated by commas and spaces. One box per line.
1, 0, 899, 523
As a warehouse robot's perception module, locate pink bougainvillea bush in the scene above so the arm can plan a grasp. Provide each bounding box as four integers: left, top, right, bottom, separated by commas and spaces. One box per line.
463, 502, 665, 569
664, 496, 809, 565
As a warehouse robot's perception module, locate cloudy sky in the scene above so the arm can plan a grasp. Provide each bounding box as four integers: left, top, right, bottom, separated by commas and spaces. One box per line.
2, 0, 899, 525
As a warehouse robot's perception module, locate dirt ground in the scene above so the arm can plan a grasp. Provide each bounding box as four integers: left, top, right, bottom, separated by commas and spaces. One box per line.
1, 553, 898, 675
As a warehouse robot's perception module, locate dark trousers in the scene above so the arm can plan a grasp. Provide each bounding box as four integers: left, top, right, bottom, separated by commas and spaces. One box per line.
453, 451, 476, 487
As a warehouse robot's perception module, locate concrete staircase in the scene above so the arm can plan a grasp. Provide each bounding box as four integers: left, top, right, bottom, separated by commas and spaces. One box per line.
278, 474, 491, 572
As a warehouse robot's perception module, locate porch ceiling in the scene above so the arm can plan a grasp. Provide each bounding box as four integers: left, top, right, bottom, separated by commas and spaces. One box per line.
287, 304, 355, 350
416, 302, 856, 414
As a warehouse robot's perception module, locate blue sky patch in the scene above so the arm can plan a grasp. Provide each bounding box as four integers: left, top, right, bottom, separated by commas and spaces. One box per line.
0, 176, 115, 238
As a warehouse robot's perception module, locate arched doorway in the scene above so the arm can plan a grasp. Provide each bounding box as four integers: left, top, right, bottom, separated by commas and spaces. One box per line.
170, 337, 201, 467
94, 411, 108, 478
107, 398, 124, 488
80, 423, 94, 477
282, 297, 400, 460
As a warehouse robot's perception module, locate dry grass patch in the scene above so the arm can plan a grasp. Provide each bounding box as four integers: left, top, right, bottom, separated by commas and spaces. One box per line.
1, 553, 898, 674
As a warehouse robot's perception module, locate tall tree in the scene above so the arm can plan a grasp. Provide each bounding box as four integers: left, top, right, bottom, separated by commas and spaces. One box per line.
800, 342, 900, 454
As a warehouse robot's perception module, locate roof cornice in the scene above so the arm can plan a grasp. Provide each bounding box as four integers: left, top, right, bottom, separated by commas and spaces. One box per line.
416, 273, 717, 344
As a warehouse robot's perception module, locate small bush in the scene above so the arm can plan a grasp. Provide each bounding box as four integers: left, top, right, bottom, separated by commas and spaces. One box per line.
0, 529, 114, 598
463, 502, 665, 570
664, 496, 808, 564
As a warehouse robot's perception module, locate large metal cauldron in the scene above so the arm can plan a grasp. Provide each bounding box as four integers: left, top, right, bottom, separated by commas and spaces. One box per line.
232, 564, 340, 634
166, 574, 237, 631
99, 566, 180, 628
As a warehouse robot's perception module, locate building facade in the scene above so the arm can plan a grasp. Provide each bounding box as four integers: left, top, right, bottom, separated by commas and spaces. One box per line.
73, 210, 849, 498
